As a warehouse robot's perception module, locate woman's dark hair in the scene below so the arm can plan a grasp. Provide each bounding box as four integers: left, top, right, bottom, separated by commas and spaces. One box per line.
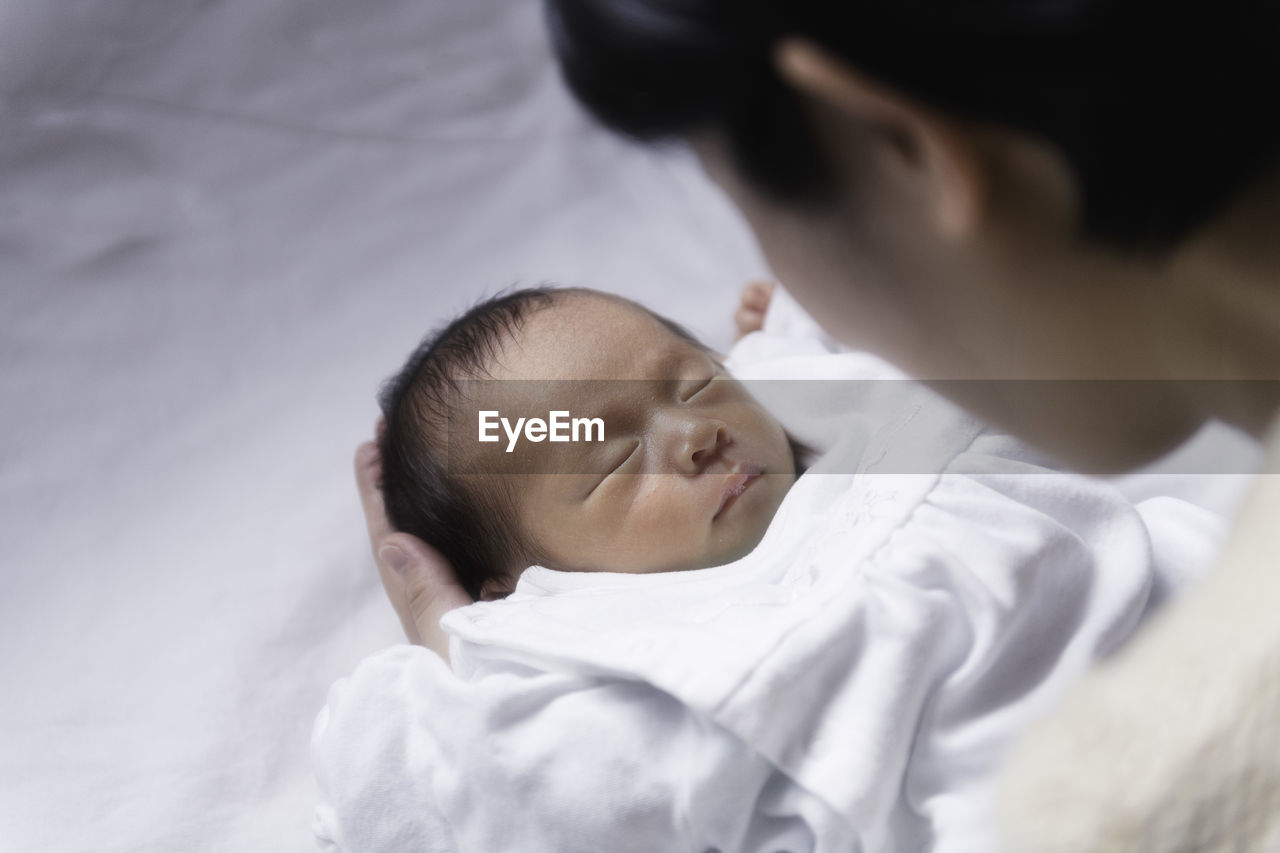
379, 285, 709, 599
546, 0, 1280, 249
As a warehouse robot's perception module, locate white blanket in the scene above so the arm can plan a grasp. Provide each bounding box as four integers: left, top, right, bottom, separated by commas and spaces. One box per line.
0, 4, 762, 850
311, 299, 1225, 852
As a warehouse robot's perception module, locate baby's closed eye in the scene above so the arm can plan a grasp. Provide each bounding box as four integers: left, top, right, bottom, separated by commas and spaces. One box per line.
681, 375, 715, 401
679, 361, 726, 402
587, 439, 641, 496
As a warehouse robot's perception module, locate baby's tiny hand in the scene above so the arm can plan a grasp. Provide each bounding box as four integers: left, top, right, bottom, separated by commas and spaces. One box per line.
734, 279, 775, 340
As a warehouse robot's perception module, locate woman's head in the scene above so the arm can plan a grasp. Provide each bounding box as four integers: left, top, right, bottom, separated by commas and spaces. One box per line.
379, 287, 796, 599
547, 0, 1278, 248
545, 0, 1280, 468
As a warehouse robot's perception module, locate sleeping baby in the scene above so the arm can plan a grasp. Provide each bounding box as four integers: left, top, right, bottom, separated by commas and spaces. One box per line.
376, 285, 803, 602
313, 285, 1225, 853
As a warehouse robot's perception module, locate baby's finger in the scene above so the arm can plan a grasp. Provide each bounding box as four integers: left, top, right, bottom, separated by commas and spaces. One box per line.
735, 306, 767, 338
741, 280, 776, 311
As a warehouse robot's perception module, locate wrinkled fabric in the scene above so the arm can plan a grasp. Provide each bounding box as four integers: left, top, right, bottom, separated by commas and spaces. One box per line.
313, 305, 1226, 851
0, 3, 765, 851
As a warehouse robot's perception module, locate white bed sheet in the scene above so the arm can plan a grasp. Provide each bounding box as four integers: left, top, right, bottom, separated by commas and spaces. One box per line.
0, 3, 762, 851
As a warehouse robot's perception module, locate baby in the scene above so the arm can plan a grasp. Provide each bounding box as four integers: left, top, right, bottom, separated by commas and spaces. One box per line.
377, 286, 801, 600
317, 284, 1225, 853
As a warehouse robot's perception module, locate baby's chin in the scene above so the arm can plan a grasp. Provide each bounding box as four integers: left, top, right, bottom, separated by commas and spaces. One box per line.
538, 474, 797, 577
698, 471, 794, 568
563, 514, 781, 577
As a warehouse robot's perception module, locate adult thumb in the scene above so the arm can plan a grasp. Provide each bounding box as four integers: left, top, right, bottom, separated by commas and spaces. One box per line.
378, 533, 473, 662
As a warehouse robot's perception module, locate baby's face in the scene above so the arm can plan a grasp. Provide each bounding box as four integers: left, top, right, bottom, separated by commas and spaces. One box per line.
464, 292, 795, 587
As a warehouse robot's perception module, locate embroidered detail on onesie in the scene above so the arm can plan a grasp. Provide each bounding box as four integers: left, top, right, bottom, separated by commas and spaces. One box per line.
843, 488, 899, 530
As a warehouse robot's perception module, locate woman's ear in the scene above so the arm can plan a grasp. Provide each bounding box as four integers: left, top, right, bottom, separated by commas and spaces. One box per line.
773, 38, 985, 241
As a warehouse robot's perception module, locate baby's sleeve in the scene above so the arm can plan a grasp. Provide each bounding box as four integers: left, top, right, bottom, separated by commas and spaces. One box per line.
311, 647, 458, 853
311, 645, 850, 853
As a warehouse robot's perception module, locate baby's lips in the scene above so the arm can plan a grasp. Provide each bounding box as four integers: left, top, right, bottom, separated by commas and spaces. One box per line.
715, 463, 764, 518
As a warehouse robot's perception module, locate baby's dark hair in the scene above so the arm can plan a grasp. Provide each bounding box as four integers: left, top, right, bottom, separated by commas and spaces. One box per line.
377, 285, 708, 600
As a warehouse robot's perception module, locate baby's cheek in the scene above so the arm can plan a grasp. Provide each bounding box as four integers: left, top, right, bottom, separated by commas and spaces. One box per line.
631, 476, 703, 532
632, 477, 676, 525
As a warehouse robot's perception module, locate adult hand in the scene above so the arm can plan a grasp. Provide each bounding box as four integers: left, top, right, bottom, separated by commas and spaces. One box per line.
355, 423, 473, 662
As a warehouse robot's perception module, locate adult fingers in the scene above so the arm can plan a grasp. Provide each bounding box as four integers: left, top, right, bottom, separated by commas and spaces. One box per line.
354, 425, 474, 657
355, 438, 391, 549
379, 533, 473, 662
355, 436, 423, 644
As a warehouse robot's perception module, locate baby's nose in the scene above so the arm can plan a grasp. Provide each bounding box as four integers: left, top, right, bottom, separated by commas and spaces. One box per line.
675, 414, 728, 473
